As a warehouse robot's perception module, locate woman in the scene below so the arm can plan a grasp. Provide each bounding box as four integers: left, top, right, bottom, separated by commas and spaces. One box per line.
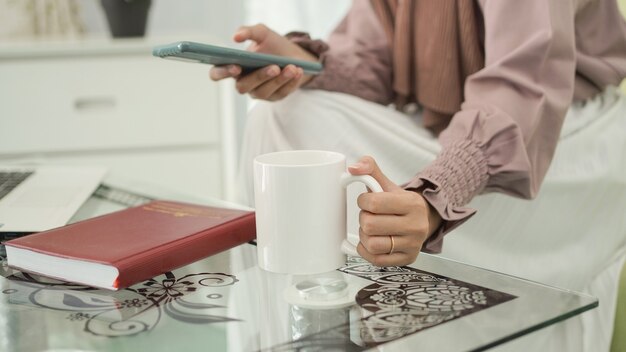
211, 0, 626, 350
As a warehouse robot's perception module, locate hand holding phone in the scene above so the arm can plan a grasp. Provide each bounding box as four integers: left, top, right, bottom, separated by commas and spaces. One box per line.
154, 24, 320, 101
152, 41, 322, 75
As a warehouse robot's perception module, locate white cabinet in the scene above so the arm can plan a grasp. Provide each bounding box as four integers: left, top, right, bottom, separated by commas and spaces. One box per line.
0, 37, 232, 199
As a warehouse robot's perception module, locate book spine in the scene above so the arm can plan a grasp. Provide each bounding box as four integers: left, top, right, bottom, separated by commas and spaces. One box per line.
114, 214, 256, 289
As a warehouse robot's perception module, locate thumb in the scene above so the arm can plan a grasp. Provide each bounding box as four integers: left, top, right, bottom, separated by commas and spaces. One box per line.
348, 156, 401, 192
233, 24, 270, 44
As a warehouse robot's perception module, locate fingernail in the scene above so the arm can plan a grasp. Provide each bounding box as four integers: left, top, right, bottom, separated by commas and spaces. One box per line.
283, 68, 294, 78
266, 66, 279, 77
348, 162, 365, 170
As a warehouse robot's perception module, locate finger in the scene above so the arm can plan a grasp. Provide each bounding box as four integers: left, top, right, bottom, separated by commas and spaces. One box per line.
359, 228, 423, 255
268, 67, 304, 101
360, 211, 402, 236
209, 65, 241, 81
235, 65, 280, 94
348, 156, 401, 192
250, 65, 300, 100
357, 242, 417, 267
359, 210, 428, 237
357, 191, 424, 215
358, 227, 391, 255
234, 24, 270, 43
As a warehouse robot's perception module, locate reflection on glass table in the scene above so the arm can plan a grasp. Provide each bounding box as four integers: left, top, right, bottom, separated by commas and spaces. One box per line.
0, 181, 597, 352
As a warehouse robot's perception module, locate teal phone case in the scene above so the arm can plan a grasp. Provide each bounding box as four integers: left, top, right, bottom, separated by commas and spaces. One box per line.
152, 41, 323, 75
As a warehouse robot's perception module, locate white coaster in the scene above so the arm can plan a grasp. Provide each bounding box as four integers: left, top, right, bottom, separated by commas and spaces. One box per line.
284, 276, 361, 310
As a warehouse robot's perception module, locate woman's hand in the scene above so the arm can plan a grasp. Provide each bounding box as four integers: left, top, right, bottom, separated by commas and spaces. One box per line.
209, 24, 318, 101
348, 156, 442, 267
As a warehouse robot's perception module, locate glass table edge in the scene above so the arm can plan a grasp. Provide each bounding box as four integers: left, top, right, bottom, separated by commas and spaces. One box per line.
468, 301, 598, 352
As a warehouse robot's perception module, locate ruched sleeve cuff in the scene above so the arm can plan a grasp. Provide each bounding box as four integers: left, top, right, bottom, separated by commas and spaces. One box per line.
403, 139, 489, 253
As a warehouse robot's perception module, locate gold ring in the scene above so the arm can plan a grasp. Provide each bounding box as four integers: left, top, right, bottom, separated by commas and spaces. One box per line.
388, 235, 395, 255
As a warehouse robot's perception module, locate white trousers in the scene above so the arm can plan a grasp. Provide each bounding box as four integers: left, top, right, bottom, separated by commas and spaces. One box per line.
237, 87, 626, 352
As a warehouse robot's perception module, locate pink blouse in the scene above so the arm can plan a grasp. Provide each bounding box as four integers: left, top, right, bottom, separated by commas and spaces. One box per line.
291, 0, 626, 252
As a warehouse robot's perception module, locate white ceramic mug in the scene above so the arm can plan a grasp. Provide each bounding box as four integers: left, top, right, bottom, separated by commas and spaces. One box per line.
253, 150, 382, 274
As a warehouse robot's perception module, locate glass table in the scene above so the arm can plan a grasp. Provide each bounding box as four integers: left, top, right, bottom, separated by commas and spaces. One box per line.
0, 180, 597, 352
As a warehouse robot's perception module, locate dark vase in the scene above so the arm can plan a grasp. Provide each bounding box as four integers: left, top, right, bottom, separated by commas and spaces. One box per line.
101, 0, 152, 38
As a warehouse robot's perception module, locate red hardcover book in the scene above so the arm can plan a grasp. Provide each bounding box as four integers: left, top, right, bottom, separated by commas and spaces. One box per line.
5, 200, 256, 290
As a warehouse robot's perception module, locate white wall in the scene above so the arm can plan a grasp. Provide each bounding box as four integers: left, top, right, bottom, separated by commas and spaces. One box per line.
244, 0, 351, 39
79, 0, 350, 42
79, 0, 245, 44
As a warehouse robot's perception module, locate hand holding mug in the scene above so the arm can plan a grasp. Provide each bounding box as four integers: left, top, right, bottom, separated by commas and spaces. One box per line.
348, 156, 442, 267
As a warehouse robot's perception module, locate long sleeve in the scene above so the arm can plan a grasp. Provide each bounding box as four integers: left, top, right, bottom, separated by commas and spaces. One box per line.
405, 0, 578, 252
292, 0, 395, 105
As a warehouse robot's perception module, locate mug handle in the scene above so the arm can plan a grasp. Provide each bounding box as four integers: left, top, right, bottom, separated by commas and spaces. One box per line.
339, 173, 383, 257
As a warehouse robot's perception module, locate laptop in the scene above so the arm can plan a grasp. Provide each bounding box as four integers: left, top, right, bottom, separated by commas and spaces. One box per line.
0, 165, 107, 233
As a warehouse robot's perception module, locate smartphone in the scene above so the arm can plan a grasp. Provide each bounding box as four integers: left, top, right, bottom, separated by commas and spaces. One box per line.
152, 41, 323, 75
